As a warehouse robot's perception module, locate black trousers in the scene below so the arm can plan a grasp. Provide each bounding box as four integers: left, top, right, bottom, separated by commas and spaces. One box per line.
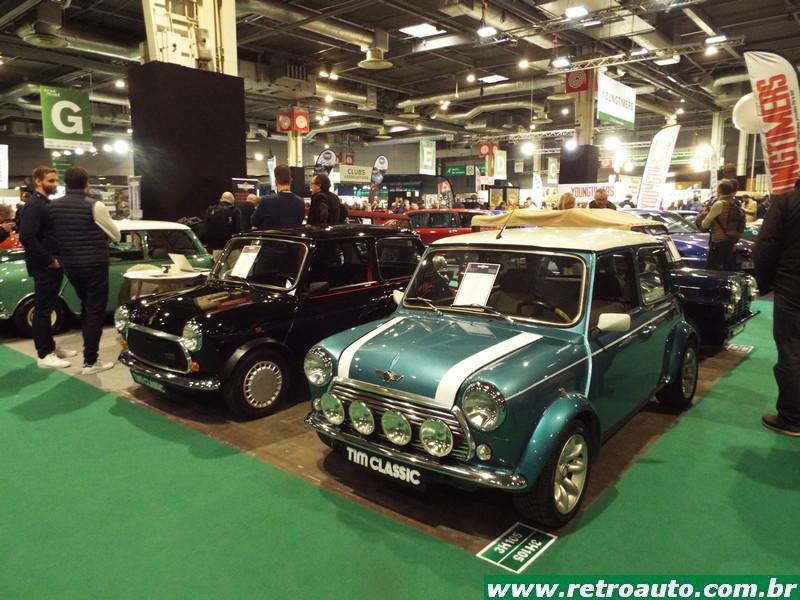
31, 267, 63, 359
705, 239, 736, 271
774, 293, 800, 427
64, 266, 109, 366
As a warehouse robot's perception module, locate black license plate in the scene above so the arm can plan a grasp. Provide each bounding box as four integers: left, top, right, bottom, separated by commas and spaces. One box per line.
340, 444, 427, 490
131, 371, 167, 394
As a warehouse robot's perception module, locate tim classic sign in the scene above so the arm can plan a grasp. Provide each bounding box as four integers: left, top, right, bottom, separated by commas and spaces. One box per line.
40, 86, 93, 150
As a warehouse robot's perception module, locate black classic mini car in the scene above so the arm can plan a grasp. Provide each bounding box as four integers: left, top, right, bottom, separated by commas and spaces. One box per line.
116, 225, 424, 419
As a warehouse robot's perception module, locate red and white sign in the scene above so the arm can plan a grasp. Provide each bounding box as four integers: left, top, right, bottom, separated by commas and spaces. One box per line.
565, 69, 590, 94
277, 114, 292, 132
744, 51, 800, 194
344, 153, 354, 165
479, 142, 500, 156
293, 112, 309, 132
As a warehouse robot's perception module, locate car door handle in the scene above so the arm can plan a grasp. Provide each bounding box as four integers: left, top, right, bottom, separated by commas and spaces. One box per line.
641, 325, 655, 338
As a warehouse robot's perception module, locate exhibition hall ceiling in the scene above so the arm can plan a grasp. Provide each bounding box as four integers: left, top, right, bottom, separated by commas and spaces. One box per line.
0, 0, 796, 150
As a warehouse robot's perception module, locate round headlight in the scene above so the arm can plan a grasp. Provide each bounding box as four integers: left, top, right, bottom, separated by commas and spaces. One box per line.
320, 392, 345, 425
419, 418, 454, 457
179, 320, 203, 352
462, 382, 506, 431
348, 401, 375, 435
381, 410, 412, 446
730, 281, 742, 303
304, 347, 333, 387
114, 305, 130, 334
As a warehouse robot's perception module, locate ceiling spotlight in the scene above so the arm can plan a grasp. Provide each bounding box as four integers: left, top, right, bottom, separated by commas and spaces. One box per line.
630, 47, 649, 56
254, 152, 264, 161
564, 6, 589, 19
318, 65, 329, 78
519, 58, 530, 69
564, 138, 578, 151
705, 34, 727, 44
115, 79, 125, 88
704, 46, 719, 56
551, 57, 571, 68
466, 72, 476, 82
329, 72, 339, 81
325, 94, 333, 103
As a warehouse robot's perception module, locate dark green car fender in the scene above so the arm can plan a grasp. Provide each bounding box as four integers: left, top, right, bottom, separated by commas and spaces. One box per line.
514, 392, 600, 490
661, 320, 699, 387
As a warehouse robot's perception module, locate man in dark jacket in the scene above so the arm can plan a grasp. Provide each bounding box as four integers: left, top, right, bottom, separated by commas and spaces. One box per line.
753, 187, 800, 436
204, 191, 244, 258
49, 166, 121, 375
18, 166, 78, 369
308, 173, 347, 225
252, 164, 305, 229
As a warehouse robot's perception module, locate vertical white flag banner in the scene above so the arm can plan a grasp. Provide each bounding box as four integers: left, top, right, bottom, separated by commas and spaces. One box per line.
0, 144, 8, 189
743, 51, 800, 194
638, 125, 681, 209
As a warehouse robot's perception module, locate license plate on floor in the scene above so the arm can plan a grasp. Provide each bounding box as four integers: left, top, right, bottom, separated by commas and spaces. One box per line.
131, 371, 167, 394
340, 445, 427, 490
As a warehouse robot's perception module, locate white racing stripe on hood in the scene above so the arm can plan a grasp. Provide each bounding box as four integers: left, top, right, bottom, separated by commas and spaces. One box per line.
433, 332, 542, 408
338, 316, 406, 377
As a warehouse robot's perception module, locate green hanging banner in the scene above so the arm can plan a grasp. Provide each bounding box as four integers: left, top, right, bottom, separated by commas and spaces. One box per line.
40, 86, 93, 150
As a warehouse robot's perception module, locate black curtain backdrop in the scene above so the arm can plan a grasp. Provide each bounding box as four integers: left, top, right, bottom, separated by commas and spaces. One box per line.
128, 61, 247, 221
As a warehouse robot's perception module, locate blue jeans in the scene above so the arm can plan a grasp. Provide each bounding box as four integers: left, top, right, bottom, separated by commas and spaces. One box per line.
773, 293, 800, 427
64, 267, 109, 366
31, 267, 64, 359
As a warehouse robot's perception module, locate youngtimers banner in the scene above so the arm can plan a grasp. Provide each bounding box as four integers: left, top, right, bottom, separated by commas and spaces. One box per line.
743, 50, 800, 194
638, 125, 681, 209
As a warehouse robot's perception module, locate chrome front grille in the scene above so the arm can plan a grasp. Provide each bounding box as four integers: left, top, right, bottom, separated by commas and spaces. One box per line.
328, 378, 473, 460
126, 325, 190, 373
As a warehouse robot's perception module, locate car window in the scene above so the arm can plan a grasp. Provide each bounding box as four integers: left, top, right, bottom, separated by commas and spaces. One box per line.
309, 240, 375, 289
145, 229, 199, 259
429, 212, 457, 227
404, 249, 585, 325
457, 213, 481, 227
376, 237, 422, 280
637, 247, 669, 303
590, 251, 637, 327
213, 237, 307, 289
109, 231, 144, 262
409, 213, 427, 228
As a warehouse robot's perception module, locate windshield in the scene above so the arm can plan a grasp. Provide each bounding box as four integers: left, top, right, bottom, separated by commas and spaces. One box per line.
211, 237, 307, 289
638, 211, 699, 234
403, 248, 586, 325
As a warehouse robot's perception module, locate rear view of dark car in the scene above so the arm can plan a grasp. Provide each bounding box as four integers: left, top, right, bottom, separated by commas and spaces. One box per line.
116, 225, 424, 419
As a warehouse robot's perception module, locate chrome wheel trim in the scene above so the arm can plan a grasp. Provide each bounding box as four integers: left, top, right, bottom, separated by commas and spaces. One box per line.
681, 347, 698, 398
553, 433, 589, 515
26, 307, 58, 328
243, 361, 283, 409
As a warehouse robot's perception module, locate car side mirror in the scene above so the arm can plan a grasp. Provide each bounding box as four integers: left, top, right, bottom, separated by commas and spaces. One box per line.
597, 313, 631, 332
309, 281, 330, 295
393, 289, 404, 305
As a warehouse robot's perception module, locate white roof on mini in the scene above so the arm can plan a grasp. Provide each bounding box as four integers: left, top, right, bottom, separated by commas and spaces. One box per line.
430, 226, 658, 253
116, 219, 190, 231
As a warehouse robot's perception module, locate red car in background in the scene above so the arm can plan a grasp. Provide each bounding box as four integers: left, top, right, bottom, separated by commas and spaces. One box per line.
401, 209, 490, 245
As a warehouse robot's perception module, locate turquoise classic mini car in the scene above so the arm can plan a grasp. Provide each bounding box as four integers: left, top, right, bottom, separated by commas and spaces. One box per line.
0, 220, 211, 336
304, 226, 699, 528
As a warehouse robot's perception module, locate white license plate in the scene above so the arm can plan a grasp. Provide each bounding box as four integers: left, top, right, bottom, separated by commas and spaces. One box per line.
131, 371, 167, 394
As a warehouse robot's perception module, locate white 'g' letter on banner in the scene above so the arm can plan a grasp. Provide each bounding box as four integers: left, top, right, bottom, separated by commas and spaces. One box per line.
744, 51, 800, 194
638, 125, 681, 210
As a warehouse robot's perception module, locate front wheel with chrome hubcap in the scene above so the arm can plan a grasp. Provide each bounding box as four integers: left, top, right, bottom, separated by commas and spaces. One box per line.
513, 420, 592, 529
224, 348, 289, 420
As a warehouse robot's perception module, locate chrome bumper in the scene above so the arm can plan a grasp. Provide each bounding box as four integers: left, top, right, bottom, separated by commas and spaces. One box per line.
119, 350, 221, 392
305, 412, 528, 491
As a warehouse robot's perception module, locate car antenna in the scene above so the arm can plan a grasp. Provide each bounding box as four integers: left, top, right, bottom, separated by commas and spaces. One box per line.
495, 210, 515, 239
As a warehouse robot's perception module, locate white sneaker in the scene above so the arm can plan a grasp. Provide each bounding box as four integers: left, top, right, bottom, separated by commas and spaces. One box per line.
81, 361, 115, 375
55, 346, 78, 358
38, 353, 71, 369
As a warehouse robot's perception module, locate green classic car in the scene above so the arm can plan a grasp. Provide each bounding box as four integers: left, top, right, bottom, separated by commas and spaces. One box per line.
0, 220, 211, 336
305, 226, 699, 528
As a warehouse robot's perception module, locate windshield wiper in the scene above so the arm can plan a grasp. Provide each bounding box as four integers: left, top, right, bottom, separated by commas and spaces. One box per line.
459, 303, 514, 323
228, 275, 255, 292
405, 296, 444, 316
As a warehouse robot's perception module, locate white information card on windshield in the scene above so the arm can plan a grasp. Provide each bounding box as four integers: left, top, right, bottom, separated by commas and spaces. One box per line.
453, 263, 500, 307
230, 245, 260, 279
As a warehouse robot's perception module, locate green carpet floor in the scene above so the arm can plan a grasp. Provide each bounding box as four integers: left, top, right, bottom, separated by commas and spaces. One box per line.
1, 300, 796, 598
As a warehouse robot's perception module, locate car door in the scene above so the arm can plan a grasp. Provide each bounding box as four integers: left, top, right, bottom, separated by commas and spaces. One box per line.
291, 238, 396, 354
587, 247, 679, 433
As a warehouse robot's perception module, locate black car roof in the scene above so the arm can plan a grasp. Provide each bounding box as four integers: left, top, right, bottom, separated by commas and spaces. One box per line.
233, 224, 416, 242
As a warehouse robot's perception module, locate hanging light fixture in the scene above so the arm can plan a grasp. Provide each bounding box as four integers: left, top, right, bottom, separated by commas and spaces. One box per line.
477, 1, 497, 37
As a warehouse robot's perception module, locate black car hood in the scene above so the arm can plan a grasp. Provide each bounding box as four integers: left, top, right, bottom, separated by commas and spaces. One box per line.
126, 280, 298, 337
